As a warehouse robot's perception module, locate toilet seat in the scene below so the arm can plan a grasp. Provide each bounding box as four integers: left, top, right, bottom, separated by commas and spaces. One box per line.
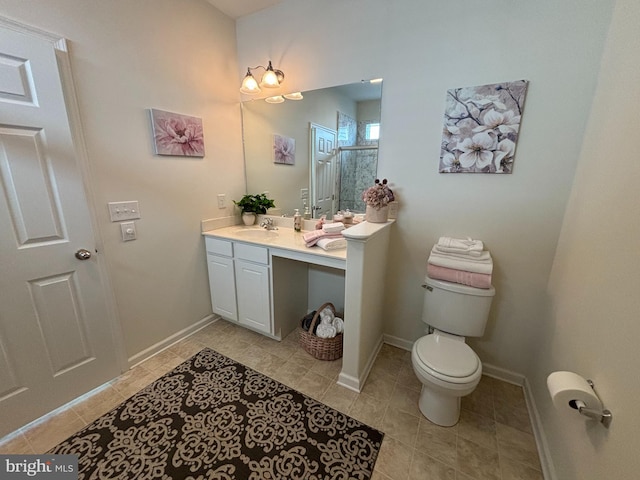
413, 334, 480, 384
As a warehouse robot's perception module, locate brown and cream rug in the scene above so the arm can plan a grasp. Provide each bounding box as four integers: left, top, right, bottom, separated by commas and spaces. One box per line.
49, 348, 383, 479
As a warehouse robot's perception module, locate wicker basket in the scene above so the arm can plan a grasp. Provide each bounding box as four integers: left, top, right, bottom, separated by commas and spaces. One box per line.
298, 302, 343, 361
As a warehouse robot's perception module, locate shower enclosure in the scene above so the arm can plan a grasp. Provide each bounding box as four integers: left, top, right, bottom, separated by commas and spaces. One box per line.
337, 145, 379, 212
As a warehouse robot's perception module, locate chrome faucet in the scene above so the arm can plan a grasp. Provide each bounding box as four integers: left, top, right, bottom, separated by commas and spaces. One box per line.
259, 217, 277, 230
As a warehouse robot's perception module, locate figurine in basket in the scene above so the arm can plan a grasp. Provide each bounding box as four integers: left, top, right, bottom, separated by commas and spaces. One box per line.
315, 306, 344, 339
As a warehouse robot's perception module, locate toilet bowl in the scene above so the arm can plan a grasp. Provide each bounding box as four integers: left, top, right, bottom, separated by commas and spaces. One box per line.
411, 276, 494, 426
411, 331, 482, 426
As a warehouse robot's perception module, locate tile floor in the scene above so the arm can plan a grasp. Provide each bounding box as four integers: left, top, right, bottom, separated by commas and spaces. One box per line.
0, 319, 544, 479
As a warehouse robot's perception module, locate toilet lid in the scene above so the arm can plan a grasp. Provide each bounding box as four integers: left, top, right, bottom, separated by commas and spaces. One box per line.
415, 335, 479, 378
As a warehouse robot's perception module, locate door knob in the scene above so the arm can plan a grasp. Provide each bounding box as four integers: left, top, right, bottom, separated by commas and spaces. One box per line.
75, 249, 92, 260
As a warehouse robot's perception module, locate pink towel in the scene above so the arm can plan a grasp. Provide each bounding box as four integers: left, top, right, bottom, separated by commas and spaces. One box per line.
426, 264, 493, 289
303, 230, 343, 247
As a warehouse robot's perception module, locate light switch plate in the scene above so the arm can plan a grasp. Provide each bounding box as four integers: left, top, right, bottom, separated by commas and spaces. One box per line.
120, 221, 137, 241
108, 201, 140, 222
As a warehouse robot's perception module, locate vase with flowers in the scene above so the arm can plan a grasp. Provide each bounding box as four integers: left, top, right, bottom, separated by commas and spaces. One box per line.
362, 179, 394, 223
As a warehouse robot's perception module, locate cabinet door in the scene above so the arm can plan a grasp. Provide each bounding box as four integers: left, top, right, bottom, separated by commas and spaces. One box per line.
207, 254, 238, 321
235, 260, 271, 333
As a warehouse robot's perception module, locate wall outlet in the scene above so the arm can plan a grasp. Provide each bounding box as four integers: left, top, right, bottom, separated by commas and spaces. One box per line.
120, 221, 137, 241
300, 188, 309, 199
108, 201, 140, 222
217, 194, 226, 209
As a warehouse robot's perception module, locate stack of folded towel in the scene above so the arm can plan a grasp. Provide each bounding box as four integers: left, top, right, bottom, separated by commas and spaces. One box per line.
427, 236, 493, 289
303, 222, 347, 251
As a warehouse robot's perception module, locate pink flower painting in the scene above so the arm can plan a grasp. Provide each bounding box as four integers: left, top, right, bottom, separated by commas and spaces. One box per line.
150, 109, 205, 157
439, 80, 528, 173
273, 134, 295, 165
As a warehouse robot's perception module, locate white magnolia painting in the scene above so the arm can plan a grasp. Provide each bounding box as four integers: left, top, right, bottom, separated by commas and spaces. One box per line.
439, 80, 528, 173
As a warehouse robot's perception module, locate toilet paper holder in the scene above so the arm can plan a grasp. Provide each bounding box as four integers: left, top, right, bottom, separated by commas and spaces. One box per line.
569, 380, 613, 428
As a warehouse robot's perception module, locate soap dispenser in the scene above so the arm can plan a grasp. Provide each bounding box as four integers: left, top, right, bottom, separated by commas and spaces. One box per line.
303, 201, 311, 220
293, 209, 302, 232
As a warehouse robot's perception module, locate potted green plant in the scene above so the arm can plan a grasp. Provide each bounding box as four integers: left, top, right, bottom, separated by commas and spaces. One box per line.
234, 193, 275, 225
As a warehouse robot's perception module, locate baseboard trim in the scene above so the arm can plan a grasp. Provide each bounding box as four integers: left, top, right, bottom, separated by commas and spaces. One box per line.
383, 333, 414, 351
338, 335, 384, 393
128, 314, 217, 368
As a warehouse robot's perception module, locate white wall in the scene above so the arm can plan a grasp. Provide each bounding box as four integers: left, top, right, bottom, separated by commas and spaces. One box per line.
533, 0, 640, 477
0, 0, 246, 359
237, 0, 614, 374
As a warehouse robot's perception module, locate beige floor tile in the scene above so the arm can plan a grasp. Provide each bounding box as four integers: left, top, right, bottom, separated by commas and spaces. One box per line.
321, 383, 358, 414
310, 357, 343, 379
110, 365, 160, 399
71, 385, 125, 424
168, 337, 206, 359
138, 349, 185, 375
410, 450, 456, 480
372, 471, 394, 480
251, 350, 289, 377
492, 381, 527, 410
375, 436, 412, 480
457, 409, 498, 451
494, 397, 533, 434
500, 456, 544, 480
415, 418, 458, 468
22, 408, 85, 453
270, 359, 309, 387
362, 370, 397, 402
456, 437, 501, 480
294, 371, 332, 400
496, 423, 541, 470
0, 432, 35, 454
391, 384, 422, 418
349, 392, 388, 430
381, 407, 419, 447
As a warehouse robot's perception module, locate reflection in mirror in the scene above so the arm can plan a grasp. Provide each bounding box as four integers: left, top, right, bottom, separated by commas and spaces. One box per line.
241, 80, 382, 218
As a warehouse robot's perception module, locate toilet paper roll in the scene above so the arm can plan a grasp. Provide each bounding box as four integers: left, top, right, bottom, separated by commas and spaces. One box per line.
547, 371, 602, 412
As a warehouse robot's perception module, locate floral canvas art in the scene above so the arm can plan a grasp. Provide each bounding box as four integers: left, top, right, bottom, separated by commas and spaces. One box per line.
439, 80, 528, 173
273, 134, 295, 165
150, 109, 205, 157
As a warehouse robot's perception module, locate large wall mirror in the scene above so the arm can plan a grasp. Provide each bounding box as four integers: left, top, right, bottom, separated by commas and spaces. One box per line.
241, 79, 383, 218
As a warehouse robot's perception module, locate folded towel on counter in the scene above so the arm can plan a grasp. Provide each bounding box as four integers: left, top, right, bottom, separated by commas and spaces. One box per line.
432, 245, 491, 261
316, 237, 347, 251
322, 222, 346, 234
428, 247, 493, 274
303, 230, 342, 247
437, 236, 484, 253
426, 264, 493, 289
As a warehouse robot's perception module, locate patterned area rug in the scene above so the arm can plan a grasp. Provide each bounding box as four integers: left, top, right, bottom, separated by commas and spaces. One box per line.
49, 348, 383, 479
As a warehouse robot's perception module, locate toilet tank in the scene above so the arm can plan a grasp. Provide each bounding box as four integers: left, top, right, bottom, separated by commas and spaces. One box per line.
422, 276, 495, 337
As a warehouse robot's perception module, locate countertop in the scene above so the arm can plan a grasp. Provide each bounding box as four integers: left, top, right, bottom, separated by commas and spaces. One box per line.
202, 225, 347, 265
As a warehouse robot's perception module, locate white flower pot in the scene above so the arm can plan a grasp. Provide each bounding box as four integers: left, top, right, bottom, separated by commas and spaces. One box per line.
242, 212, 256, 225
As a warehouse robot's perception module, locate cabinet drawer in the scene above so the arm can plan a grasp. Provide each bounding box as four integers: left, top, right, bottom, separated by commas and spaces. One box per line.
206, 237, 233, 257
235, 243, 269, 264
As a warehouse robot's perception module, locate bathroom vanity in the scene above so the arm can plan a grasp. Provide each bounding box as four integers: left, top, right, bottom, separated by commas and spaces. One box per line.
202, 217, 392, 392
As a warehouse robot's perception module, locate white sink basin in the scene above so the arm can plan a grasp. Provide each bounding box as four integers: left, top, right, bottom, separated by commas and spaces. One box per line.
233, 228, 279, 241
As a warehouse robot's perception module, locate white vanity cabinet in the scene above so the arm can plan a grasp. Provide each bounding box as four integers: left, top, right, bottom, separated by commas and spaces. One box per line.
205, 237, 272, 334
234, 243, 271, 333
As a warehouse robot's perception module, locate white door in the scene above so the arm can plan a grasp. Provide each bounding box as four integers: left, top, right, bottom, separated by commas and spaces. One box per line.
0, 21, 121, 437
310, 123, 337, 218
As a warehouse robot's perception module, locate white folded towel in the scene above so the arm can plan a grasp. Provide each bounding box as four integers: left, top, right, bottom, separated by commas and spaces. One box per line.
316, 237, 347, 251
428, 247, 493, 274
333, 317, 344, 334
437, 236, 484, 253
432, 245, 491, 261
322, 222, 346, 234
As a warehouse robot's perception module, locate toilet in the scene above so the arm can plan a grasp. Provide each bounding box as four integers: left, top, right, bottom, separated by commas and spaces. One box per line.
411, 276, 495, 426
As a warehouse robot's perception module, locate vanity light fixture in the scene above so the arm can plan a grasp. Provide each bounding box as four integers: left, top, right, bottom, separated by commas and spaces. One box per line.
265, 95, 285, 104
240, 61, 285, 94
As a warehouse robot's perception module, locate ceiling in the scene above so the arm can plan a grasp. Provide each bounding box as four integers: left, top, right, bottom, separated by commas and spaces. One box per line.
206, 0, 284, 19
